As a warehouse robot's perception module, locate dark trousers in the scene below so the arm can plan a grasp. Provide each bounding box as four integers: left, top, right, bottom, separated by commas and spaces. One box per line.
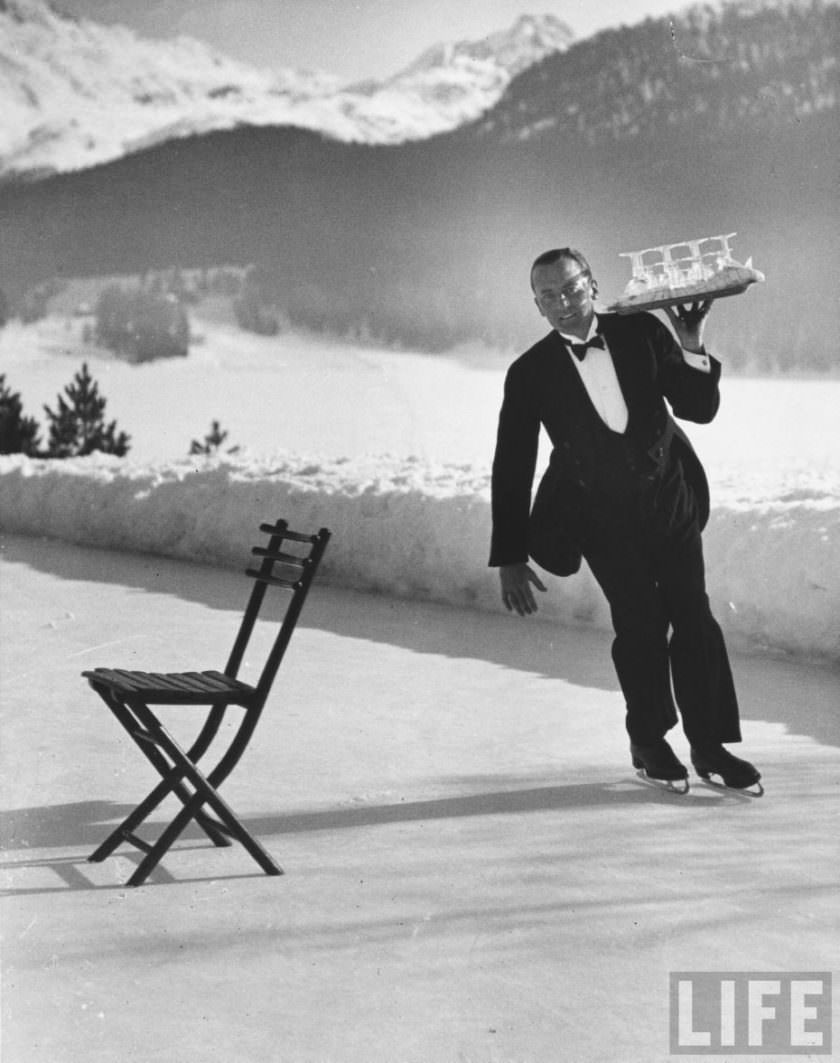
582, 458, 741, 748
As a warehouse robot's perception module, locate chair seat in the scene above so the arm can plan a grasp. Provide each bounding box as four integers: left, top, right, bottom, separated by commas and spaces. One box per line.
83, 668, 256, 705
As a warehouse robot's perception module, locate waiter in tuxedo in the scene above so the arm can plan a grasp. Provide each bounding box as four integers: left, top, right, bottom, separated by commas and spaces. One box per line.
489, 247, 761, 791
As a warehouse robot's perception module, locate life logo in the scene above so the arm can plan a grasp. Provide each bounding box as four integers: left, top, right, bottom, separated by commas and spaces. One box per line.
669, 972, 833, 1055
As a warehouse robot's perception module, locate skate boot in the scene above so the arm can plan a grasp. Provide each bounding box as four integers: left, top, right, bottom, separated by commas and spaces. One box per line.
631, 739, 689, 794
691, 744, 763, 795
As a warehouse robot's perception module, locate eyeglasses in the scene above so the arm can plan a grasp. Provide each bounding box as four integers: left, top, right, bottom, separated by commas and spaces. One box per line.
536, 273, 592, 305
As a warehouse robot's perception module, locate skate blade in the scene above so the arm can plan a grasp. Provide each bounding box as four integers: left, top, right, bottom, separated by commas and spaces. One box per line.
635, 768, 690, 795
698, 773, 764, 797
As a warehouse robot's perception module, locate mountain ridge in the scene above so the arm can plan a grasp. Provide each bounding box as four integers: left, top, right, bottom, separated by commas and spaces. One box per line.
463, 0, 838, 146
0, 0, 573, 177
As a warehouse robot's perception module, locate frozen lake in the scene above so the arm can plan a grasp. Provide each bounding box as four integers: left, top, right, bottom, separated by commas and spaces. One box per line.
2, 308, 838, 660
1, 311, 837, 487
1, 533, 838, 1063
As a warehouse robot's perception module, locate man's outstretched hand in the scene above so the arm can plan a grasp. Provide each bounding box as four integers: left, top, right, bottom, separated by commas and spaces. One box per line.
665, 299, 713, 353
500, 562, 547, 616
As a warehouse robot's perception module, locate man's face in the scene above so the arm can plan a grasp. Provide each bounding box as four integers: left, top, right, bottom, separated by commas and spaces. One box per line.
531, 258, 596, 334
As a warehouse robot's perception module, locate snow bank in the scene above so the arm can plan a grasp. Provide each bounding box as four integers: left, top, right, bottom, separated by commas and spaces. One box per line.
1, 450, 837, 661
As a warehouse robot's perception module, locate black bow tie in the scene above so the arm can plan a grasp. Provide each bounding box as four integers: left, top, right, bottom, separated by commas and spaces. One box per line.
568, 334, 606, 361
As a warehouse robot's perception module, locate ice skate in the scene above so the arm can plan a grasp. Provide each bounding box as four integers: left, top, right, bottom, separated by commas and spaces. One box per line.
691, 744, 764, 796
631, 739, 690, 794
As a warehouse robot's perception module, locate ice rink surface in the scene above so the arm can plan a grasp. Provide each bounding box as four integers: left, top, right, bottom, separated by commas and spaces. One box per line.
2, 534, 838, 1063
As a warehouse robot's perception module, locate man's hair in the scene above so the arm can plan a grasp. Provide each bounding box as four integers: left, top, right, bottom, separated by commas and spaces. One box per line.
530, 247, 593, 291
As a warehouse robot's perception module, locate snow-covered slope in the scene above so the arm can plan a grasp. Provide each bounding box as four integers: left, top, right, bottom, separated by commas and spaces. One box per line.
0, 1, 572, 176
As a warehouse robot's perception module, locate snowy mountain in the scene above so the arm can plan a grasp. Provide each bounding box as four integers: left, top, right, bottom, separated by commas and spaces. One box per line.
468, 0, 838, 147
329, 15, 574, 143
0, 1, 573, 177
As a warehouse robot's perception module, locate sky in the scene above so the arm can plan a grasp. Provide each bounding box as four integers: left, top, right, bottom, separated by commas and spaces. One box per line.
51, 0, 699, 83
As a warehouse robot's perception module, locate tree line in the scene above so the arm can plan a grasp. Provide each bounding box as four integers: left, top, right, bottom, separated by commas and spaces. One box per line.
0, 364, 130, 458
1, 363, 237, 460
2, 254, 837, 373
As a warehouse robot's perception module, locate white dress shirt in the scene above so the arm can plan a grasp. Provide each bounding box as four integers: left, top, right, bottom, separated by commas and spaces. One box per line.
558, 314, 711, 434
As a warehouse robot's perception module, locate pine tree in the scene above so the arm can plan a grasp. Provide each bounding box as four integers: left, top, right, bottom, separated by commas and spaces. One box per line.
190, 419, 237, 456
0, 374, 41, 455
94, 284, 128, 352
43, 363, 131, 458
233, 264, 280, 336
94, 284, 190, 362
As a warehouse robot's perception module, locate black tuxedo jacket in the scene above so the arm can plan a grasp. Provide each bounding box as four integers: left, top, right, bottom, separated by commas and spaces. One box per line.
489, 311, 722, 572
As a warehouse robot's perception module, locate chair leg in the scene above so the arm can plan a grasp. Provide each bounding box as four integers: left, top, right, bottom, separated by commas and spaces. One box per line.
89, 767, 231, 864
126, 703, 282, 886
128, 778, 282, 887
91, 686, 282, 885
89, 688, 231, 862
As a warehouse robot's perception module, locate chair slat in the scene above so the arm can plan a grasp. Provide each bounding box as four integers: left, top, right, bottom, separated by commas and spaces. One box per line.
110, 668, 150, 690
152, 672, 211, 693
259, 523, 318, 543
251, 547, 307, 566
85, 668, 241, 699
83, 668, 127, 691
244, 567, 301, 588
178, 671, 226, 692
202, 670, 253, 693
181, 671, 241, 694
148, 672, 197, 692
123, 831, 155, 854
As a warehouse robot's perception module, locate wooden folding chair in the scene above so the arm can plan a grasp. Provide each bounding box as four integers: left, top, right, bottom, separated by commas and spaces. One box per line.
82, 519, 331, 886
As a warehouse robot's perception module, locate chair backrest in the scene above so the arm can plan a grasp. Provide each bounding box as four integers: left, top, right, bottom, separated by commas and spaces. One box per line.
225, 520, 331, 704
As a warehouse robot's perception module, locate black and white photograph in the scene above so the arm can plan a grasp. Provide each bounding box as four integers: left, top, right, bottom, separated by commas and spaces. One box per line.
1, 1, 838, 1060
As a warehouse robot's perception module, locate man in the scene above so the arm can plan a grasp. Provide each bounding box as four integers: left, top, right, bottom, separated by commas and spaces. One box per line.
489, 247, 761, 792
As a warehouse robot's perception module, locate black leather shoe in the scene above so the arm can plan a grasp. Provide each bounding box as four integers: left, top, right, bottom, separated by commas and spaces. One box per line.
630, 739, 688, 782
691, 744, 761, 790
